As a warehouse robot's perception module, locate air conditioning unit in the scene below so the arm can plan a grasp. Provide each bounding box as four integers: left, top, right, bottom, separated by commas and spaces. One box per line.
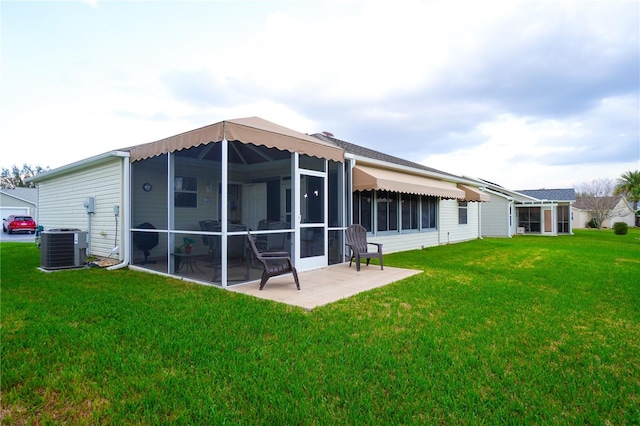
41, 229, 88, 270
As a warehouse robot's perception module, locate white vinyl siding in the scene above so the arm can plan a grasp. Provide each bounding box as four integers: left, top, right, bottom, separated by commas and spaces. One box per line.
367, 230, 440, 254
36, 160, 124, 258
571, 208, 590, 229
440, 199, 479, 243
481, 194, 512, 237
602, 201, 635, 228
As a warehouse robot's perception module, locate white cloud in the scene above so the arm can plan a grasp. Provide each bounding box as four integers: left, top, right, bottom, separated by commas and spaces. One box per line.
420, 94, 640, 189
1, 0, 637, 190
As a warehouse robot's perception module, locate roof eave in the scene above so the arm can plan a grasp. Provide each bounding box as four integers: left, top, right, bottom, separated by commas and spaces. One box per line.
26, 151, 130, 183
0, 191, 37, 206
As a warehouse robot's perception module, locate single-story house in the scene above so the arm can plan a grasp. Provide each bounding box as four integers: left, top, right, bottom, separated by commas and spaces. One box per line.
312, 132, 490, 252
1, 188, 37, 219
28, 117, 489, 287
572, 195, 636, 228
477, 180, 575, 237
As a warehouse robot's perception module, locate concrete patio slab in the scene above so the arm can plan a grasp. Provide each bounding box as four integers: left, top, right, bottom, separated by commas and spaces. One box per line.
227, 263, 422, 310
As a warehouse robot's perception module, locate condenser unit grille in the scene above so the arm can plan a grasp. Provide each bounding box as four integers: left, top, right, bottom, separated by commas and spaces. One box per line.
40, 229, 87, 270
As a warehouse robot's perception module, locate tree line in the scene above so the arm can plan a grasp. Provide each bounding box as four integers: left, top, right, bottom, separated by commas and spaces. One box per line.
1, 164, 50, 189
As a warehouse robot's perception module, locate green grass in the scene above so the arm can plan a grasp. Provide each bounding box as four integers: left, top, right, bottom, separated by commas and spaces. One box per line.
2, 229, 639, 424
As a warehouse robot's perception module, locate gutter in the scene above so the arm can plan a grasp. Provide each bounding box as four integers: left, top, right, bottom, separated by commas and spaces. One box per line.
107, 155, 131, 270
27, 151, 130, 183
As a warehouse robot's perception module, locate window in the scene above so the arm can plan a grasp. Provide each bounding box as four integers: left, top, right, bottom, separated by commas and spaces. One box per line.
300, 175, 324, 224
458, 201, 468, 225
353, 190, 373, 232
175, 176, 197, 208
518, 207, 541, 232
377, 190, 398, 232
401, 194, 419, 230
421, 196, 437, 229
356, 191, 438, 233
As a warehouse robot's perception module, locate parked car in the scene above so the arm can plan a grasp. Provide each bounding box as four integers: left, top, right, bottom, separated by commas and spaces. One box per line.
2, 215, 37, 234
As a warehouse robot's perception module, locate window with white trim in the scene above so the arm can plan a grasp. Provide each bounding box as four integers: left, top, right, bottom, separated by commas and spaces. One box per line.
377, 190, 398, 232
421, 195, 437, 229
353, 190, 373, 232
175, 176, 198, 208
401, 193, 419, 230
458, 201, 468, 225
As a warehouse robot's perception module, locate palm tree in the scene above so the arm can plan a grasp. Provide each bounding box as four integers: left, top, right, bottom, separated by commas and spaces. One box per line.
614, 170, 640, 226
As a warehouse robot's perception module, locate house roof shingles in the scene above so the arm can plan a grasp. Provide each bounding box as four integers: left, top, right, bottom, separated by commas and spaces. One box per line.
312, 133, 464, 181
516, 188, 576, 201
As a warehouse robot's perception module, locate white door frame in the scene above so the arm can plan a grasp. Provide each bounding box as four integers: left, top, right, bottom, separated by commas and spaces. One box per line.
281, 178, 292, 224
295, 160, 328, 271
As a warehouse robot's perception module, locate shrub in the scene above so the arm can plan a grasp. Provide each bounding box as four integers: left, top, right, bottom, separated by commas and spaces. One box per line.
587, 218, 599, 228
613, 222, 628, 235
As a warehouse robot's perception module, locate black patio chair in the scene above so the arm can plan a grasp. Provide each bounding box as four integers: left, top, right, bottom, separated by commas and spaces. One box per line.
345, 224, 383, 271
133, 222, 159, 265
247, 230, 300, 290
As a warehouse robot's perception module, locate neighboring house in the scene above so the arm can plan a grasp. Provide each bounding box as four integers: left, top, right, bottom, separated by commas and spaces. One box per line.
477, 180, 575, 237
0, 188, 37, 219
28, 117, 489, 288
572, 196, 636, 228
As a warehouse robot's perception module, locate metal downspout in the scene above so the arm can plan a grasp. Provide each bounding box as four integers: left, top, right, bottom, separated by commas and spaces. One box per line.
108, 156, 131, 270
437, 199, 441, 245
478, 201, 483, 239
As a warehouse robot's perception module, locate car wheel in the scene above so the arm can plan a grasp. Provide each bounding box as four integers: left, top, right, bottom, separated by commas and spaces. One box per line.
7, 228, 12, 234
31, 230, 36, 234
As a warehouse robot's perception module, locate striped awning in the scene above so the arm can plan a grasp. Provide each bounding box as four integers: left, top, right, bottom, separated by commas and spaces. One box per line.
352, 165, 465, 199
457, 184, 490, 202
129, 117, 344, 163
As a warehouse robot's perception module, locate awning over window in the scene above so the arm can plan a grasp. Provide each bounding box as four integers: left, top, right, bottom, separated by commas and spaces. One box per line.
457, 184, 491, 202
129, 117, 344, 163
352, 165, 465, 199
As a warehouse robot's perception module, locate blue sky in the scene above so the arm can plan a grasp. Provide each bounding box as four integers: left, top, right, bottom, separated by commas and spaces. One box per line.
1, 0, 638, 189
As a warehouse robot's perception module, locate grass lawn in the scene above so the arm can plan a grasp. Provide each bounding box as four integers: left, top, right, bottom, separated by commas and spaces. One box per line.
2, 229, 639, 424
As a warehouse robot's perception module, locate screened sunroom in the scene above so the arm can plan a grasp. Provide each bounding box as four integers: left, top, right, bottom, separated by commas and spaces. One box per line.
128, 117, 347, 287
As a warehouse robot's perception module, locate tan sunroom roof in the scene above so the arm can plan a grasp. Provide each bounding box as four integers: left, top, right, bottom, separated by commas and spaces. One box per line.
129, 117, 344, 163
352, 165, 466, 199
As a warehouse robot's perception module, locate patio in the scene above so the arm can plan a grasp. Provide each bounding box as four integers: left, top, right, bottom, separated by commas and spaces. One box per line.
228, 263, 422, 310
131, 253, 422, 310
